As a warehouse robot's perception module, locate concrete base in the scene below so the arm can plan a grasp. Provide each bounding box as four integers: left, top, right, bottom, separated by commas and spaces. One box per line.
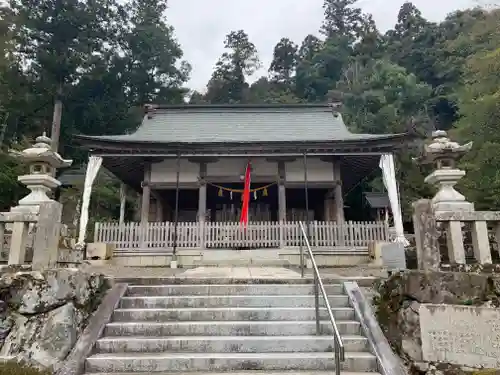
432, 201, 475, 213
87, 243, 114, 260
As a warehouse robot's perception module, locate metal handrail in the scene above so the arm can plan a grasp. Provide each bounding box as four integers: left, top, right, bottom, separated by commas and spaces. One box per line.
299, 221, 345, 375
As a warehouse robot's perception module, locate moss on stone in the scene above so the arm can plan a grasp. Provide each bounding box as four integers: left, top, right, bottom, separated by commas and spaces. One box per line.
0, 361, 51, 375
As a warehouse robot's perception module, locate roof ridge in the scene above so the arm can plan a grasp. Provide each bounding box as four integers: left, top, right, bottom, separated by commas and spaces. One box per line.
145, 103, 336, 110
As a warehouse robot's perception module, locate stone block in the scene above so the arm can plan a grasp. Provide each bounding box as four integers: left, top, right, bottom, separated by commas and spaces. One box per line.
58, 248, 83, 264
368, 241, 385, 266
86, 243, 114, 260
419, 303, 500, 369
380, 242, 406, 271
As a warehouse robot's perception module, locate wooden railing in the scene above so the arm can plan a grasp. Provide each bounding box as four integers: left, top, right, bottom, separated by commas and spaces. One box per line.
94, 220, 389, 252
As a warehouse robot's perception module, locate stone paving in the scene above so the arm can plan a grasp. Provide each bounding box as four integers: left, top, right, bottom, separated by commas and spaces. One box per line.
80, 263, 388, 279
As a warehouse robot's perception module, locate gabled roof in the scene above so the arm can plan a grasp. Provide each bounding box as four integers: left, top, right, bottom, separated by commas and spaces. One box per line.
74, 104, 408, 146
58, 165, 116, 187
364, 192, 390, 208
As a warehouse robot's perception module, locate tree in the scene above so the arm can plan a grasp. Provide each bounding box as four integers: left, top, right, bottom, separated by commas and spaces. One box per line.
320, 0, 368, 42
333, 59, 434, 215
295, 35, 351, 101
294, 34, 324, 100
335, 60, 433, 134
297, 35, 323, 62
385, 5, 492, 130
123, 0, 191, 105
453, 10, 500, 208
269, 38, 298, 84
205, 30, 261, 104
385, 3, 437, 83
8, 0, 125, 151
246, 77, 302, 104
61, 55, 141, 161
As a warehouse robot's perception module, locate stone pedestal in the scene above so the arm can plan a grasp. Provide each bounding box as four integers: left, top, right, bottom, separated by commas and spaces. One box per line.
12, 174, 61, 214
424, 169, 474, 213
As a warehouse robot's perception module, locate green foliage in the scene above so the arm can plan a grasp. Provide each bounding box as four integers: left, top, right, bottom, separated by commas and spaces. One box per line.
0, 0, 499, 220
269, 38, 298, 84
124, 0, 190, 105
0, 152, 28, 211
320, 0, 374, 42
205, 30, 261, 104
0, 362, 51, 375
335, 59, 433, 134
0, 0, 190, 219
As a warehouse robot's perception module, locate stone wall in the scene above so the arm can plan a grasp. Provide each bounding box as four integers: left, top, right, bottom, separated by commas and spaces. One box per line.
374, 270, 500, 374
0, 267, 108, 372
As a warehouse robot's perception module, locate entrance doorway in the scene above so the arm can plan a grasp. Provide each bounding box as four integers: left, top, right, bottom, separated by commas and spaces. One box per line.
205, 183, 279, 249
206, 183, 278, 223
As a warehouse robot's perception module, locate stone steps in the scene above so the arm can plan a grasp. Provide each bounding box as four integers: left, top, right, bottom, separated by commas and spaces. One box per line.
126, 284, 344, 296
110, 277, 378, 287
89, 372, 379, 375
112, 306, 355, 321
117, 295, 350, 308
103, 320, 362, 336
83, 281, 378, 374
85, 352, 377, 373
95, 335, 369, 353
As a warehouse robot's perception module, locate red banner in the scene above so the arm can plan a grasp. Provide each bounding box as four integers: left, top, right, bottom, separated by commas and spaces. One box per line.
240, 161, 251, 227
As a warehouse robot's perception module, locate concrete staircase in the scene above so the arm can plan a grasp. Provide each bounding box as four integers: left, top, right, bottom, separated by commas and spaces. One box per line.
84, 281, 380, 375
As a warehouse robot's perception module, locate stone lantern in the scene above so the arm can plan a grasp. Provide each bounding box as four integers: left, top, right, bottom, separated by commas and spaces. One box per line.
9, 132, 72, 214
414, 130, 474, 212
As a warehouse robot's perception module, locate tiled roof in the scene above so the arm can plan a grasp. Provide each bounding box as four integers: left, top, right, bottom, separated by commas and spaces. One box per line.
77, 104, 403, 144
364, 192, 390, 208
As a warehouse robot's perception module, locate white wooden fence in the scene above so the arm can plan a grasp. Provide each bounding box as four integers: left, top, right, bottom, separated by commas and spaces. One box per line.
94, 221, 389, 252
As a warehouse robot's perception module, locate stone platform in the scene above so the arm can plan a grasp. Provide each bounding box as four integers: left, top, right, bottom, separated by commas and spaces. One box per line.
80, 264, 388, 281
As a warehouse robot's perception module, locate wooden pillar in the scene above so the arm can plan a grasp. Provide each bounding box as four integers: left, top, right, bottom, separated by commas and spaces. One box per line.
333, 160, 345, 222
278, 161, 286, 223
119, 183, 126, 225
324, 190, 335, 221
151, 191, 164, 222
140, 163, 151, 224
277, 161, 287, 248
198, 162, 207, 249
334, 182, 344, 222
324, 196, 333, 221
155, 197, 163, 222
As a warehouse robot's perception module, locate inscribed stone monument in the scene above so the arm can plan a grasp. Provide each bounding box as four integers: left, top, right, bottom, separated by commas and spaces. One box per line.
381, 242, 406, 271
419, 304, 500, 369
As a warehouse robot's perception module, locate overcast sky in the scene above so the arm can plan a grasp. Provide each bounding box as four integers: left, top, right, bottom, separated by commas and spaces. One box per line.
167, 0, 476, 91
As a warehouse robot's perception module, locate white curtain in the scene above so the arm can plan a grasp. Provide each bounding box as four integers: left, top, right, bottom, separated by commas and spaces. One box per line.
119, 183, 126, 225
379, 153, 409, 246
76, 156, 103, 248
